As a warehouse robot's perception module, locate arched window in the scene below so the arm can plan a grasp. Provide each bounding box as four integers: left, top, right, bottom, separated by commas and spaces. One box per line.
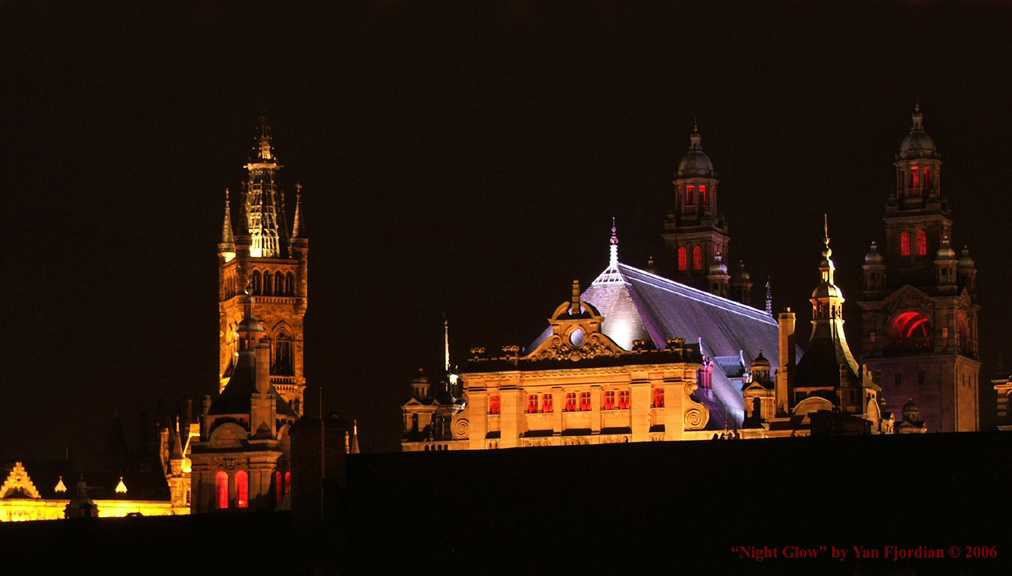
251, 271, 261, 294
263, 270, 272, 295
285, 273, 295, 295
699, 185, 708, 207
274, 471, 282, 506
685, 185, 695, 207
923, 167, 932, 190
542, 394, 553, 413
235, 470, 248, 508
273, 331, 294, 375
284, 471, 291, 495
910, 167, 920, 193
275, 272, 283, 295
900, 232, 911, 257
489, 395, 501, 414
692, 246, 703, 271
916, 229, 927, 256
215, 471, 228, 509
677, 247, 687, 271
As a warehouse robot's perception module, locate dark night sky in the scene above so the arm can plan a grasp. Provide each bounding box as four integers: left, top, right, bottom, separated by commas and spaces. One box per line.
2, 1, 1011, 457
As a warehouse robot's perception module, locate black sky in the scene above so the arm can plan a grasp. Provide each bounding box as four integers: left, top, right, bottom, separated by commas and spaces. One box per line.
2, 0, 1011, 457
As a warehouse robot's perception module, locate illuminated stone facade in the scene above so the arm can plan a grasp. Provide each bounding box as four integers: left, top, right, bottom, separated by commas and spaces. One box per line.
858, 107, 981, 432
189, 119, 308, 513
218, 116, 308, 417
0, 461, 183, 521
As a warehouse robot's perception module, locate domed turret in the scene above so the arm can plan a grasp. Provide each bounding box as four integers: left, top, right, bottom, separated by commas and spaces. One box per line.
898, 105, 939, 160
936, 237, 956, 260
676, 126, 715, 178
958, 245, 975, 270
902, 398, 919, 422
864, 241, 884, 265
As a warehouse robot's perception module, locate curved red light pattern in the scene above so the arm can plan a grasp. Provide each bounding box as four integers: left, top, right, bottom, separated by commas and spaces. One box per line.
488, 395, 501, 414
916, 229, 927, 256
890, 311, 930, 339
677, 246, 687, 271
900, 232, 911, 256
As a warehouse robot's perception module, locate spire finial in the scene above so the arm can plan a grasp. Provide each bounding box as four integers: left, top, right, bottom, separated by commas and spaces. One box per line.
693, 116, 698, 134
689, 120, 702, 150
609, 217, 619, 269
257, 111, 273, 161
822, 213, 832, 257
765, 276, 773, 317
292, 183, 304, 239
221, 188, 235, 245
570, 279, 581, 314
443, 314, 450, 373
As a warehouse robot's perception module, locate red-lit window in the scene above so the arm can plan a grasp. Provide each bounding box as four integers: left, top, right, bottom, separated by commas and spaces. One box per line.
603, 390, 615, 410
489, 395, 501, 415
699, 185, 707, 206
284, 471, 291, 496
652, 388, 665, 408
916, 229, 927, 256
911, 167, 919, 192
235, 470, 248, 508
275, 471, 283, 506
685, 185, 695, 206
677, 247, 687, 271
565, 393, 577, 412
542, 394, 553, 413
900, 232, 911, 256
215, 471, 228, 510
923, 167, 931, 190
579, 392, 592, 411
618, 390, 631, 409
526, 394, 538, 413
692, 246, 703, 270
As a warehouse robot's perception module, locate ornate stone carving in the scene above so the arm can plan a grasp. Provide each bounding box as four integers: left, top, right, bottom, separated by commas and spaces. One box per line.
452, 418, 470, 439
684, 407, 709, 430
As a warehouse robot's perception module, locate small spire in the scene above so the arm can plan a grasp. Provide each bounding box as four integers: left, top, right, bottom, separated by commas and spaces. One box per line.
443, 314, 450, 373
689, 121, 702, 150
570, 279, 581, 315
351, 419, 361, 454
822, 214, 832, 259
221, 188, 234, 244
257, 111, 273, 161
765, 276, 773, 317
292, 183, 304, 238
609, 217, 619, 269
911, 102, 924, 130
820, 215, 835, 285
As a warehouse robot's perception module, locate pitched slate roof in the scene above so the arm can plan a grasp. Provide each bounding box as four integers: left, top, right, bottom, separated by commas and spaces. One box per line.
526, 261, 800, 428
531, 262, 788, 370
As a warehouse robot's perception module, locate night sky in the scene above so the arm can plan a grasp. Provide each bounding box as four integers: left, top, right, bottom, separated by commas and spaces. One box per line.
2, 1, 1011, 457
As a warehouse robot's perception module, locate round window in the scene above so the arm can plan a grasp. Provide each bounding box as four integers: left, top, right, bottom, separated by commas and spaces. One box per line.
569, 328, 585, 347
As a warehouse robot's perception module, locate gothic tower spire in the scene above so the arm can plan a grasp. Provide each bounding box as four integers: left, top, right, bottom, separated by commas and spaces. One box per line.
219, 188, 235, 262
244, 114, 283, 259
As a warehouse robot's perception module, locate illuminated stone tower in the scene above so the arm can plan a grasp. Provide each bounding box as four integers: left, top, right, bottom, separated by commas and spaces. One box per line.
663, 124, 747, 303
858, 106, 980, 432
218, 116, 308, 416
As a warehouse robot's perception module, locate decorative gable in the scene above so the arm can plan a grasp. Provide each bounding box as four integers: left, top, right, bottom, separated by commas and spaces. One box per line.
0, 462, 42, 499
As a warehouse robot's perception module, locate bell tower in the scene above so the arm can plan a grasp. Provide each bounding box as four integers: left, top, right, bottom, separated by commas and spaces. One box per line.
663, 124, 742, 301
218, 115, 308, 416
858, 106, 980, 432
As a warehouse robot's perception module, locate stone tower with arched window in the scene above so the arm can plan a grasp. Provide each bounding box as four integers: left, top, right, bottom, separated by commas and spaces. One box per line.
662, 124, 750, 305
218, 115, 308, 416
858, 106, 980, 432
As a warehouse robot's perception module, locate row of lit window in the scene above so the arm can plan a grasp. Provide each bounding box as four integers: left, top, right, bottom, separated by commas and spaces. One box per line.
214, 469, 290, 510
487, 389, 666, 415
250, 270, 295, 296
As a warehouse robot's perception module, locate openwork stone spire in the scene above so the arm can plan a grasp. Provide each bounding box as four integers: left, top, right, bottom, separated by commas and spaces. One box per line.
593, 217, 625, 285
244, 114, 282, 258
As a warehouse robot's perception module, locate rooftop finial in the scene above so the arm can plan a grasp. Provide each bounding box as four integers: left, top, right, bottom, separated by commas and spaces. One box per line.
570, 279, 581, 315
257, 111, 273, 161
221, 188, 234, 245
443, 314, 450, 373
292, 183, 304, 238
609, 217, 619, 270
765, 276, 773, 317
689, 120, 702, 150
